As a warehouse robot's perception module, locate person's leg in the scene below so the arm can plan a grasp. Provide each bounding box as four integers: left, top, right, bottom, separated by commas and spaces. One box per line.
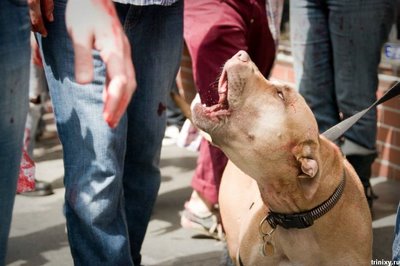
20, 59, 54, 197
166, 83, 185, 129
0, 0, 30, 263
27, 61, 47, 157
38, 1, 133, 265
185, 0, 275, 209
163, 82, 185, 146
329, 0, 395, 205
184, 0, 245, 213
190, 138, 229, 208
116, 2, 183, 264
330, 0, 394, 149
393, 203, 400, 261
290, 0, 339, 133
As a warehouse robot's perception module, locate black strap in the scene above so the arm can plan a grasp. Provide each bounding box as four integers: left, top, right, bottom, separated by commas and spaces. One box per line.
322, 81, 400, 141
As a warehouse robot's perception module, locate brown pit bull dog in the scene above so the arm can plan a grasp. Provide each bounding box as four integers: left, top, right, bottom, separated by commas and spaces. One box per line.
192, 51, 372, 265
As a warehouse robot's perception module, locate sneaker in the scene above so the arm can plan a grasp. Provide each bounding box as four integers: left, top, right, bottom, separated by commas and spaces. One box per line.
19, 179, 54, 197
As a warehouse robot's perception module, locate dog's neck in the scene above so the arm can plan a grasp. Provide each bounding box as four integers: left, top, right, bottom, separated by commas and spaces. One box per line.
257, 137, 344, 214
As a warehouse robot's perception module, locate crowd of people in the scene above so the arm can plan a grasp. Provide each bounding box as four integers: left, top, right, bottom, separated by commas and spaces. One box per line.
0, 0, 399, 265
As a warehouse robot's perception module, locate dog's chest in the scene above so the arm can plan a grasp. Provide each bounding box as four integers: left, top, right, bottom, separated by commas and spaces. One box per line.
237, 203, 321, 266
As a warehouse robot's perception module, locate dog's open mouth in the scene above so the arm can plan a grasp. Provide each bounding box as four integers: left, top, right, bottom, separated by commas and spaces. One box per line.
193, 69, 231, 123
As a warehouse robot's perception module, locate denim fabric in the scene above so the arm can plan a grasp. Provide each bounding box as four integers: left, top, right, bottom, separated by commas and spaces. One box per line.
0, 0, 30, 264
115, 3, 183, 264
394, 204, 400, 261
38, 0, 183, 265
290, 0, 395, 150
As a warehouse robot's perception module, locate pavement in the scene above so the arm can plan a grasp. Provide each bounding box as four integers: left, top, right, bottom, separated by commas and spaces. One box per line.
6, 112, 400, 266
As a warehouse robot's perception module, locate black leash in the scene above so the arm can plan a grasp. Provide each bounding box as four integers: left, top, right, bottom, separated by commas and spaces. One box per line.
322, 81, 400, 141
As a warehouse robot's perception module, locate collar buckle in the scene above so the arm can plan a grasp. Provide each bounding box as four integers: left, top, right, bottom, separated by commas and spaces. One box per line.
267, 212, 314, 229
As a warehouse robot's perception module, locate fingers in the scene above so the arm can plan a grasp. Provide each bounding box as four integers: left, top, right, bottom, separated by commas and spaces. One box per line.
28, 0, 54, 37
103, 76, 130, 128
102, 35, 136, 128
28, 0, 48, 37
41, 0, 54, 22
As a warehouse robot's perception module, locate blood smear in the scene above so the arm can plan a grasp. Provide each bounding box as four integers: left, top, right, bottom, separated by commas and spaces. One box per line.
17, 149, 36, 193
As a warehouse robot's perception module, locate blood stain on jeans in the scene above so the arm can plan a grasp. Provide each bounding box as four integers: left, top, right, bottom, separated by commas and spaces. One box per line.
157, 102, 166, 116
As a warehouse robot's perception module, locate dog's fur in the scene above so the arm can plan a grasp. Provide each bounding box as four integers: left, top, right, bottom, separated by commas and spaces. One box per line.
192, 51, 372, 265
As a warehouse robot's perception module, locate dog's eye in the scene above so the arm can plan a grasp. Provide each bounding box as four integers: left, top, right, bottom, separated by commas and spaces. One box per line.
277, 91, 284, 101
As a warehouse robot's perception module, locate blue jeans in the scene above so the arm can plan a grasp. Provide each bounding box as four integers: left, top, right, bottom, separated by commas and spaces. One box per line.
290, 0, 395, 150
0, 0, 30, 265
394, 204, 400, 261
38, 1, 183, 265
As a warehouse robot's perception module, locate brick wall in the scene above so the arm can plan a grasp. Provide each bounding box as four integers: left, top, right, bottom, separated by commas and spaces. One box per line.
375, 77, 400, 179
178, 45, 400, 179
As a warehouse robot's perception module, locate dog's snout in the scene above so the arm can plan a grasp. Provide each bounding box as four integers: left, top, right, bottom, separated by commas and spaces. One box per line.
236, 50, 250, 62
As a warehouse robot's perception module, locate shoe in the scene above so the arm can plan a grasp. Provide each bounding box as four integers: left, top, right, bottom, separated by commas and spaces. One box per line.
20, 179, 54, 197
346, 154, 377, 209
364, 185, 379, 209
180, 202, 224, 241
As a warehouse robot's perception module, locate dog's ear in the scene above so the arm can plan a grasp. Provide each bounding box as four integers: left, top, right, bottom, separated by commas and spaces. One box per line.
298, 157, 318, 178
293, 141, 320, 200
297, 157, 320, 200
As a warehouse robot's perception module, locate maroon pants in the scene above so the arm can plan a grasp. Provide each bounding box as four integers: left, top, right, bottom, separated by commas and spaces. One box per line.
185, 0, 275, 204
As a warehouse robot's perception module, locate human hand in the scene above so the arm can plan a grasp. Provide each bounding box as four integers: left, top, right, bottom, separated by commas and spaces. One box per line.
30, 33, 43, 67
66, 0, 136, 128
28, 0, 54, 37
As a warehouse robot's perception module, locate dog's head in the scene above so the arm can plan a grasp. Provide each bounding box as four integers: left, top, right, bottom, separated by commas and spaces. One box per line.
192, 51, 323, 199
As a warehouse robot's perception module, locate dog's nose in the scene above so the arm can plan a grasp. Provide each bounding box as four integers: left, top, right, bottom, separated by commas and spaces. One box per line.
236, 50, 250, 62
